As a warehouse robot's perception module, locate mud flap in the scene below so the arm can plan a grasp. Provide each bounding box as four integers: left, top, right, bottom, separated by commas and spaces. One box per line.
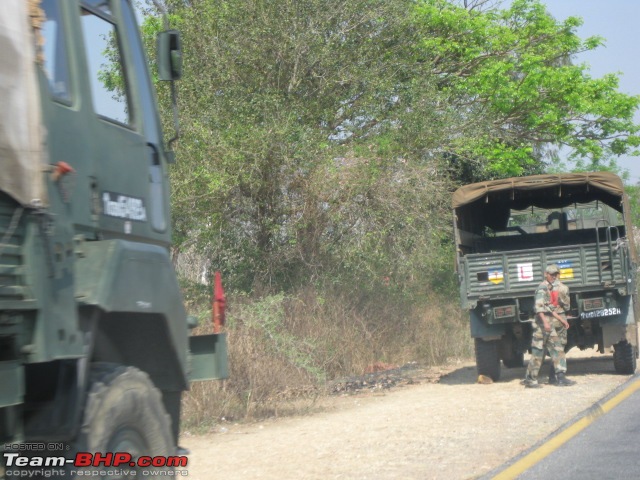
602, 323, 638, 349
188, 333, 228, 381
469, 308, 506, 340
629, 323, 638, 348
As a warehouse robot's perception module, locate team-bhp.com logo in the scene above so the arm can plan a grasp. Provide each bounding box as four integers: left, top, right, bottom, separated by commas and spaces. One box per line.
3, 451, 189, 477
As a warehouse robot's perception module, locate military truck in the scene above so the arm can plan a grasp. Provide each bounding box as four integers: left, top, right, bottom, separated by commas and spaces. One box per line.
453, 173, 638, 381
0, 0, 227, 467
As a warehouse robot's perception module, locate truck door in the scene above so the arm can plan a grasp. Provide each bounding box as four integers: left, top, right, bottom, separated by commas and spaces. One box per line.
79, 0, 170, 245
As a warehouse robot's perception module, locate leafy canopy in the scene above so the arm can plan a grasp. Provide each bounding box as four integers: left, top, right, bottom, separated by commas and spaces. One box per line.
412, 0, 640, 178
140, 0, 640, 293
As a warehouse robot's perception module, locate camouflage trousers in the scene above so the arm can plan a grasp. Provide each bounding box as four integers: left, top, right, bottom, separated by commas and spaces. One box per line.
554, 314, 568, 347
525, 318, 567, 381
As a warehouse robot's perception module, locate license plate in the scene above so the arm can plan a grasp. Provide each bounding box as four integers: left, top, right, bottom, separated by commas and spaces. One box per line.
580, 307, 622, 319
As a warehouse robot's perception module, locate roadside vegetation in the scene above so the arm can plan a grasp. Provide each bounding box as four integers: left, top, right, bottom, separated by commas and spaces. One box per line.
137, 0, 640, 428
180, 283, 472, 430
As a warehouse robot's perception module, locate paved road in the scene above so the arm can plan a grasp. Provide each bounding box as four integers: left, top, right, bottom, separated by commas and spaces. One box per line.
490, 375, 640, 480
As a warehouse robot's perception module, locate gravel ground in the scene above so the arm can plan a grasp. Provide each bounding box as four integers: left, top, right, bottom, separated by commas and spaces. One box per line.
180, 349, 633, 480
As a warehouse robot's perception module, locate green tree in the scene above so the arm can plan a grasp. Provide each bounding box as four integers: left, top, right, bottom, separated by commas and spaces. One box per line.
411, 0, 640, 179
147, 0, 455, 293
141, 0, 640, 295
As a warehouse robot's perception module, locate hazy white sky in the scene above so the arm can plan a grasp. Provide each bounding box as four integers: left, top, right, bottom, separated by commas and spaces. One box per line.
535, 1, 640, 182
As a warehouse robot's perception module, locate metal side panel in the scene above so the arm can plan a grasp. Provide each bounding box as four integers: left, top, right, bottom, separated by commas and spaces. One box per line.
463, 255, 508, 296
188, 333, 229, 382
464, 243, 629, 300
0, 361, 23, 407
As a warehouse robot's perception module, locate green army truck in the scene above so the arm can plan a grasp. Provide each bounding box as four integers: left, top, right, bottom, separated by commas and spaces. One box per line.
0, 0, 227, 467
453, 173, 638, 381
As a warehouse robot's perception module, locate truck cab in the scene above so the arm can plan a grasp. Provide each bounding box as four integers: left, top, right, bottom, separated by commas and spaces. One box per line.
0, 0, 227, 467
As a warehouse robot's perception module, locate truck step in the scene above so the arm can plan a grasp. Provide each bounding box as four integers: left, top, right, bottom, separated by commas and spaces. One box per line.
0, 285, 27, 299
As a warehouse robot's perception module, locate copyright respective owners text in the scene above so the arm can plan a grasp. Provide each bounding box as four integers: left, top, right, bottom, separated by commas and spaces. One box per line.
1, 443, 190, 478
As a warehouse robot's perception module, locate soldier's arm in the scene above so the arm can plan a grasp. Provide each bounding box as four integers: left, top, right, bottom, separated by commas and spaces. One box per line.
534, 286, 552, 331
551, 310, 570, 329
538, 312, 551, 332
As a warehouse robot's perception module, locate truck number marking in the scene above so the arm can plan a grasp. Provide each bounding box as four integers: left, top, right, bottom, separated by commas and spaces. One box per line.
580, 307, 622, 319
102, 191, 147, 222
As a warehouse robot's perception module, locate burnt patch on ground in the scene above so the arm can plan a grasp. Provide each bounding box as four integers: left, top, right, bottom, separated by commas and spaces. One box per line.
328, 362, 448, 395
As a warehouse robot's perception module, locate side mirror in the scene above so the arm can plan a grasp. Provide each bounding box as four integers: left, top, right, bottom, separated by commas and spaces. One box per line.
157, 30, 182, 81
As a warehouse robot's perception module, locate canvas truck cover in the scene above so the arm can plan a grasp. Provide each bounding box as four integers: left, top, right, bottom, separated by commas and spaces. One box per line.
452, 171, 637, 262
0, 0, 47, 207
452, 172, 624, 210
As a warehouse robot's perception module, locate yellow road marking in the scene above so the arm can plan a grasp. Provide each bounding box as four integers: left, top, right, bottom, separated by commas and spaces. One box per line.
492, 376, 640, 479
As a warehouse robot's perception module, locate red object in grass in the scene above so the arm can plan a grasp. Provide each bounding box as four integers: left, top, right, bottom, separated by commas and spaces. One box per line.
212, 271, 226, 333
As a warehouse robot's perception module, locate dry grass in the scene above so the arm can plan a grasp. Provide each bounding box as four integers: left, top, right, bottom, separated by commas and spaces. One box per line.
180, 286, 473, 433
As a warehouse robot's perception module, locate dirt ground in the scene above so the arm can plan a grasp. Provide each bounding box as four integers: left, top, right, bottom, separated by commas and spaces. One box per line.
180, 350, 633, 480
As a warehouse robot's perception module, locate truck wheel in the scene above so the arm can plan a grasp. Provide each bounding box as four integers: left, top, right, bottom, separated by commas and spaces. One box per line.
75, 363, 174, 472
613, 341, 637, 374
474, 338, 501, 381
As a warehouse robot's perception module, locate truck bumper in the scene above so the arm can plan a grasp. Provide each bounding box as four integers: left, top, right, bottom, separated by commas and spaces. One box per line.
188, 333, 229, 381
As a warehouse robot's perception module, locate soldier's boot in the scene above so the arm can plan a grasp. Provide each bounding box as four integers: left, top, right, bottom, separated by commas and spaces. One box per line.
522, 375, 542, 389
554, 372, 576, 387
548, 365, 557, 385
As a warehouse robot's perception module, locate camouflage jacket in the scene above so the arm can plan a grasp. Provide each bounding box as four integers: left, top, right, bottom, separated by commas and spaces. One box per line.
534, 280, 570, 315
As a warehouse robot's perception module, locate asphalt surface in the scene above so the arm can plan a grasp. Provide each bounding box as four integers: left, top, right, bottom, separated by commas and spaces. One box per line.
489, 375, 640, 480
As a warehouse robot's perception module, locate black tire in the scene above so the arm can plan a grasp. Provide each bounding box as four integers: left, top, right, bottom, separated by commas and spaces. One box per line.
502, 352, 524, 369
613, 341, 637, 374
475, 338, 501, 381
74, 363, 174, 475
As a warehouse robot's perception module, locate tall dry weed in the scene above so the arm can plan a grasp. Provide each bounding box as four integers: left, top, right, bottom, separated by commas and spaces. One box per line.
180, 286, 472, 432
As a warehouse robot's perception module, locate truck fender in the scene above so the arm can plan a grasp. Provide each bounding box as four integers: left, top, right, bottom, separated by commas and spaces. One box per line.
601, 295, 638, 349
74, 239, 188, 391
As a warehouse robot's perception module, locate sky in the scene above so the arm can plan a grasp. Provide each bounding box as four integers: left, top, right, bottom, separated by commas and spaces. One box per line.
535, 1, 640, 183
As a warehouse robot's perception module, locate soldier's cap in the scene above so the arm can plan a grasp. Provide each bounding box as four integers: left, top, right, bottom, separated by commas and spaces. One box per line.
545, 264, 560, 274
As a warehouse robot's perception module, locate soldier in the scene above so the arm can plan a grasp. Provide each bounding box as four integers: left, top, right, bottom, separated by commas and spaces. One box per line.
523, 264, 576, 388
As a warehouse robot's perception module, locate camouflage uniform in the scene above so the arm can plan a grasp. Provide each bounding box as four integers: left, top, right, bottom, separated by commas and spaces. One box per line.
525, 279, 568, 382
